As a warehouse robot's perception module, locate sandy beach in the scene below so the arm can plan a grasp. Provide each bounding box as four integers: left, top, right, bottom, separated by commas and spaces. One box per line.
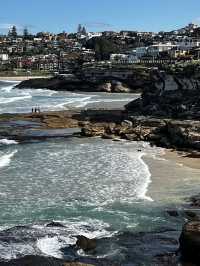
145, 149, 200, 204
163, 149, 200, 169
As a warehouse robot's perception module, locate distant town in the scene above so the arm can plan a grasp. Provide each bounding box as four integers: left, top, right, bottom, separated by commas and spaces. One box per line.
0, 22, 200, 76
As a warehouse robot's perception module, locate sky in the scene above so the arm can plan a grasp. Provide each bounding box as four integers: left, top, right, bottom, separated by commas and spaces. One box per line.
0, 0, 200, 34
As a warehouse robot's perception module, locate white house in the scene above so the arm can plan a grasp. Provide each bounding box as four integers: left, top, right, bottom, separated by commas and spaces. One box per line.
176, 37, 200, 50
0, 54, 9, 61
110, 52, 138, 64
110, 53, 129, 62
86, 32, 102, 40
136, 47, 148, 58
147, 43, 176, 57
136, 43, 176, 58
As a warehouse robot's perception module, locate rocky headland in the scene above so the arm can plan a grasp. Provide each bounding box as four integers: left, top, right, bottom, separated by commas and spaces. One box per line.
15, 64, 151, 93
78, 64, 200, 153
13, 63, 200, 152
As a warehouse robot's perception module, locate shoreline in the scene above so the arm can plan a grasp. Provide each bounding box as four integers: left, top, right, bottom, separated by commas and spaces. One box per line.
144, 148, 200, 203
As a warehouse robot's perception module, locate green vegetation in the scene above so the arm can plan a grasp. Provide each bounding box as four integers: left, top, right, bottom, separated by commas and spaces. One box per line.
85, 37, 119, 60
166, 61, 200, 77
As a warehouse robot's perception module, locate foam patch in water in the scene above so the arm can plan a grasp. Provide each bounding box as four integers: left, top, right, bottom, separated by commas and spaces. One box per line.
0, 139, 18, 145
0, 150, 17, 168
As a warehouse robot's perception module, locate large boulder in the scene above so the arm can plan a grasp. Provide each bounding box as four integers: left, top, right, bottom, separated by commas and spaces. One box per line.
112, 81, 131, 93
76, 235, 97, 252
179, 221, 200, 263
97, 82, 112, 92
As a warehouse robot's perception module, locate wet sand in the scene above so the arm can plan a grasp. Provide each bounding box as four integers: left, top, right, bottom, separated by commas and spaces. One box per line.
162, 149, 200, 169
145, 150, 200, 204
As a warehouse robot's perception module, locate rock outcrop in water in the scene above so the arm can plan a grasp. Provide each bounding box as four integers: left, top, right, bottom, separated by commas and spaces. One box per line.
76, 236, 97, 252
15, 65, 150, 93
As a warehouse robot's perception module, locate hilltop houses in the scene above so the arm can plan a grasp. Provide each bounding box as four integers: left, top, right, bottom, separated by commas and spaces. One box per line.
0, 22, 200, 72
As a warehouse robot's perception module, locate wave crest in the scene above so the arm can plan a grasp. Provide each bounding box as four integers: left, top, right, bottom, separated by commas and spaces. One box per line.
0, 139, 18, 145
0, 150, 17, 169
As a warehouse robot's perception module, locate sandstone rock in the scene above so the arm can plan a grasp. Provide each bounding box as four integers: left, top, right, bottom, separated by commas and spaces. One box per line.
112, 81, 131, 93
121, 120, 133, 127
81, 126, 105, 137
123, 133, 138, 141
76, 235, 97, 252
102, 134, 118, 140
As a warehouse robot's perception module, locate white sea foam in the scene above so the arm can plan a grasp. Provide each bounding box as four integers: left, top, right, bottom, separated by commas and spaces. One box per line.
36, 236, 72, 259
25, 88, 58, 97
137, 153, 153, 201
36, 218, 114, 258
0, 95, 32, 104
0, 139, 18, 145
54, 96, 92, 109
0, 150, 17, 168
0, 80, 20, 84
1, 85, 14, 93
0, 242, 36, 260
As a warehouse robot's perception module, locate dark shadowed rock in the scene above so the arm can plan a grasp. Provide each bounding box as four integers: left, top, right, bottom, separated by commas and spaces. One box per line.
190, 194, 200, 208
0, 255, 98, 266
184, 211, 199, 220
179, 221, 200, 263
167, 210, 179, 217
0, 255, 67, 266
76, 236, 97, 252
46, 221, 65, 228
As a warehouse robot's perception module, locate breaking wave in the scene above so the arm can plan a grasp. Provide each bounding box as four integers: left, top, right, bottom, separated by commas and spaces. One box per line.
0, 139, 18, 145
0, 95, 32, 104
0, 150, 17, 169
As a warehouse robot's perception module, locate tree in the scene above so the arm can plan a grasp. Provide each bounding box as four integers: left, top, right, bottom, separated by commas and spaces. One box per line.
23, 27, 29, 39
82, 26, 87, 35
9, 26, 17, 38
77, 24, 82, 33
85, 37, 119, 60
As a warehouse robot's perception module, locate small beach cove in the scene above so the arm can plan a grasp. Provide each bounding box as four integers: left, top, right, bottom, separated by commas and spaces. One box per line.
0, 79, 200, 265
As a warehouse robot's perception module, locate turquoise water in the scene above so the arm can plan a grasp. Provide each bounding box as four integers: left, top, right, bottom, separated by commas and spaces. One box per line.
0, 80, 200, 262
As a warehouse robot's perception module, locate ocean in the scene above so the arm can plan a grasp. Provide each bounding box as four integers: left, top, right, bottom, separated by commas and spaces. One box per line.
0, 80, 200, 263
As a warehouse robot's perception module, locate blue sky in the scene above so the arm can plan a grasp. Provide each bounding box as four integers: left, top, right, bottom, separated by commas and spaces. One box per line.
0, 0, 200, 34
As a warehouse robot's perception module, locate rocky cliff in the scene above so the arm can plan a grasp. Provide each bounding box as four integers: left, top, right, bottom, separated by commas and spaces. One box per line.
126, 65, 200, 119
